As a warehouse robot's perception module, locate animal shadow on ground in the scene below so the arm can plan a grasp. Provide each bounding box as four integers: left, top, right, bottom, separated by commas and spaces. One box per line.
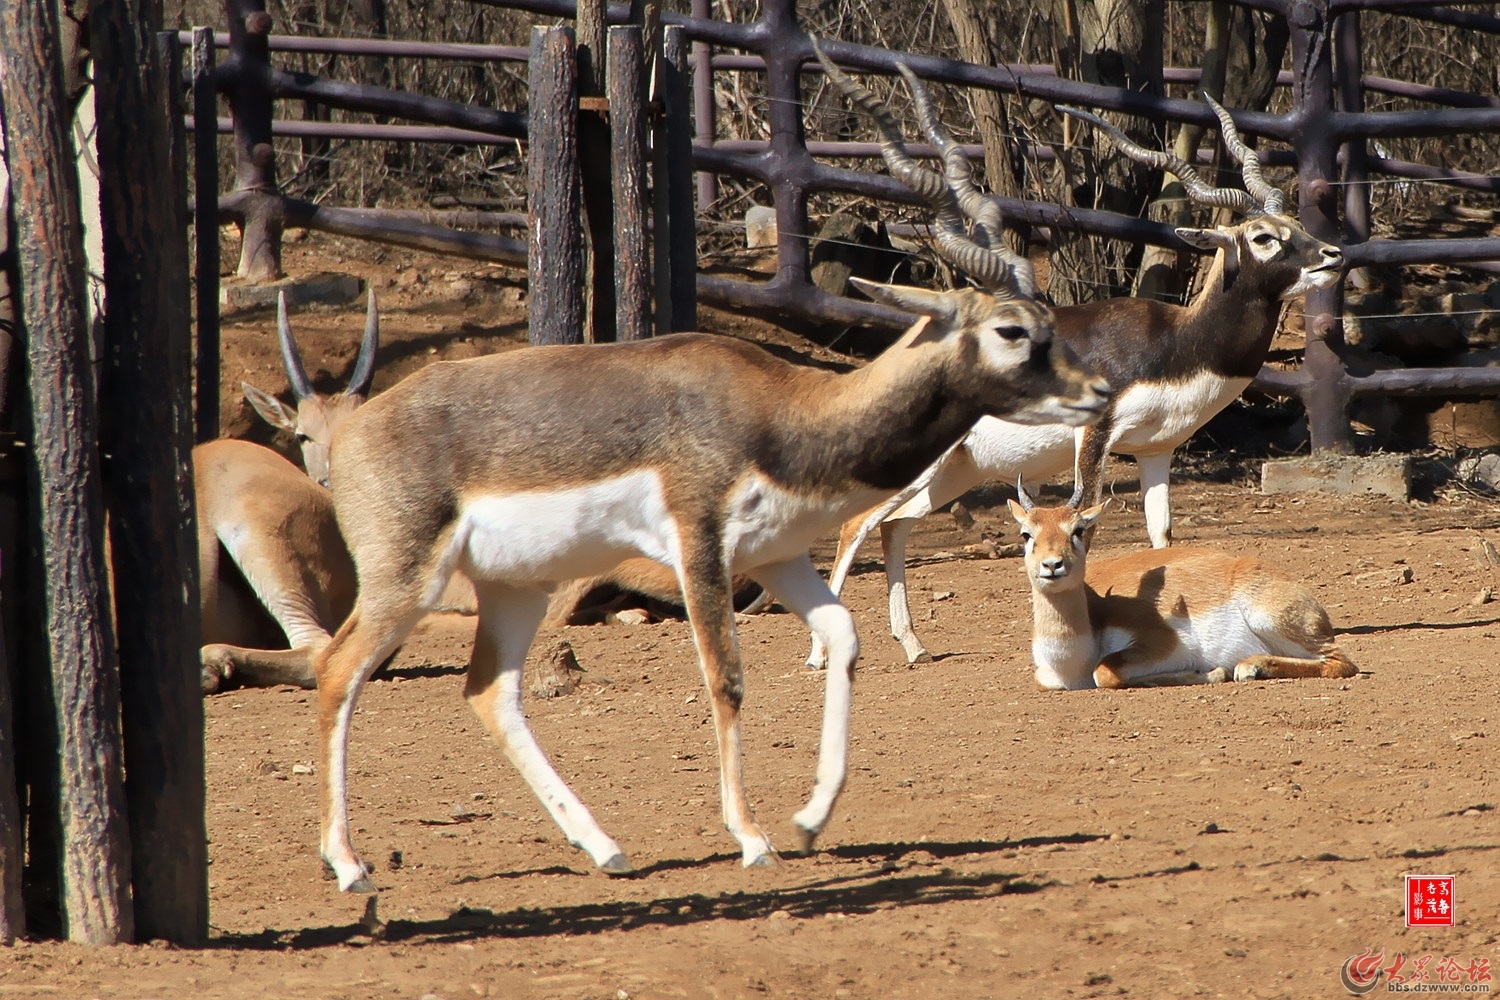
201, 832, 1239, 952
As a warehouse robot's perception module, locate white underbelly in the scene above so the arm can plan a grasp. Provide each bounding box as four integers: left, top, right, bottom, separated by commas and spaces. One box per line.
453, 469, 679, 584
1109, 374, 1251, 455
1107, 601, 1269, 680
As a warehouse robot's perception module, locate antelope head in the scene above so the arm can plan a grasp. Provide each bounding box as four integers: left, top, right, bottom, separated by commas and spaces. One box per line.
1008, 478, 1105, 593
813, 39, 1110, 423
1057, 98, 1345, 300
242, 289, 380, 488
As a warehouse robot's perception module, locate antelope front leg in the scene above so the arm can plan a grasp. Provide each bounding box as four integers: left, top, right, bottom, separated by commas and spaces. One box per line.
755, 554, 858, 853
1137, 451, 1174, 548
465, 582, 631, 874
1073, 418, 1114, 508
679, 550, 778, 868
316, 603, 423, 893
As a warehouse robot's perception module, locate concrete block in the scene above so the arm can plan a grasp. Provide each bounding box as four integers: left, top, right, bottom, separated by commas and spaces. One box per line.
221, 271, 363, 313
1260, 453, 1411, 500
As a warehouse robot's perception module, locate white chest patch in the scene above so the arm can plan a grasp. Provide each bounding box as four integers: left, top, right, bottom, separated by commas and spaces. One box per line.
452, 469, 679, 584
1109, 373, 1251, 455
963, 416, 1076, 482
723, 474, 884, 570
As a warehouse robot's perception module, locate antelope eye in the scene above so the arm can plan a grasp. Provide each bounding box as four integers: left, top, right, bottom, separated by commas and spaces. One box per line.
1072, 526, 1088, 540
1019, 530, 1033, 543
994, 325, 1028, 342
295, 432, 312, 444
1252, 232, 1276, 245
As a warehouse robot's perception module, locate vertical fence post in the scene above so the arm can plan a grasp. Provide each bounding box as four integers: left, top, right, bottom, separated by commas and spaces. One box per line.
1336, 13, 1371, 248
577, 0, 616, 341
690, 0, 716, 211
3, 0, 133, 943
193, 26, 221, 443
1289, 0, 1355, 454
657, 25, 696, 332
528, 26, 584, 345
610, 25, 651, 341
226, 0, 282, 282
99, 29, 208, 946
0, 16, 27, 945
761, 0, 811, 290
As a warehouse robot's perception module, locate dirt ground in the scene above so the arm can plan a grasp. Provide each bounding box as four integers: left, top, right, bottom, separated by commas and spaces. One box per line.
5, 235, 1498, 998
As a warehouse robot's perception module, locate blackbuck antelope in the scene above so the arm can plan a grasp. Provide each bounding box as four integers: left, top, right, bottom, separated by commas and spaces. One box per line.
1010, 481, 1358, 689
810, 46, 1345, 665
310, 271, 1111, 891
197, 290, 379, 692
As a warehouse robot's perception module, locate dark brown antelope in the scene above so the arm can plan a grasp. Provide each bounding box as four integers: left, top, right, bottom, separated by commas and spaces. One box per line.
810, 46, 1345, 665
1010, 481, 1358, 690
309, 249, 1110, 890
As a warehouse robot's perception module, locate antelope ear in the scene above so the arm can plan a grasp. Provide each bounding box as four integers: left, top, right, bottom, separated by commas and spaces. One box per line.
1007, 499, 1029, 524
242, 382, 298, 434
850, 277, 958, 325
1175, 226, 1232, 253
1076, 503, 1107, 529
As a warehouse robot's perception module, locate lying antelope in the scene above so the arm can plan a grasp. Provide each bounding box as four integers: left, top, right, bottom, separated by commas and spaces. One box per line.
197, 437, 355, 692
197, 291, 378, 692
311, 268, 1111, 891
1010, 481, 1358, 690
810, 47, 1345, 665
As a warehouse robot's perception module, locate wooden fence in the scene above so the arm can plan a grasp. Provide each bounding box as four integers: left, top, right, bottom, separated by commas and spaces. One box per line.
186, 0, 1500, 453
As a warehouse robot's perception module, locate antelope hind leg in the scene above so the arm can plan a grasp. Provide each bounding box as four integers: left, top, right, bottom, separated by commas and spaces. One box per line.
465, 581, 631, 874
202, 643, 319, 693
755, 554, 858, 854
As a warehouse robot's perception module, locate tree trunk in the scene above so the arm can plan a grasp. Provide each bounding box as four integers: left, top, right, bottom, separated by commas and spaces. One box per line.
940, 0, 1029, 257
0, 0, 135, 944
1050, 0, 1165, 305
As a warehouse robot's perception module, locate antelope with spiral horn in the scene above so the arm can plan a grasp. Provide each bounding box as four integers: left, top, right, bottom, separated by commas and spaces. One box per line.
808, 43, 1344, 666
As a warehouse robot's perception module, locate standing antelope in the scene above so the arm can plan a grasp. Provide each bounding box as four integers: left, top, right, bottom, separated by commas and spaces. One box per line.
197, 290, 379, 692
810, 46, 1345, 665
311, 264, 1111, 891
241, 290, 380, 487
1010, 481, 1358, 689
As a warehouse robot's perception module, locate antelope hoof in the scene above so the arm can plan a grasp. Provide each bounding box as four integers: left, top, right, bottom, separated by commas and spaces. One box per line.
346, 869, 381, 893
1233, 662, 1269, 682
788, 822, 818, 856
908, 649, 933, 665
1205, 667, 1232, 684
598, 853, 636, 877
328, 858, 377, 893
743, 849, 781, 869
200, 646, 236, 694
